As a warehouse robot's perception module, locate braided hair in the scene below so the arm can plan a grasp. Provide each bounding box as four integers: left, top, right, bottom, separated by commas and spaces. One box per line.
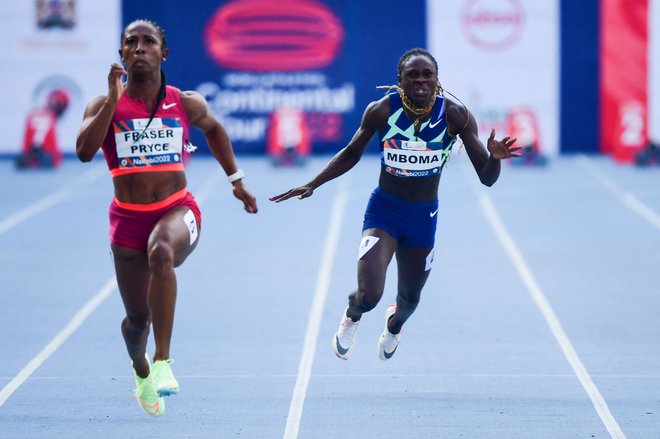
381, 48, 469, 137
397, 48, 438, 78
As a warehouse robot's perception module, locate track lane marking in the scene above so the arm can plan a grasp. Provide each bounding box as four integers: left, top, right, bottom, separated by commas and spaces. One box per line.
465, 164, 626, 439
577, 155, 660, 231
283, 180, 349, 439
0, 278, 116, 407
0, 164, 104, 236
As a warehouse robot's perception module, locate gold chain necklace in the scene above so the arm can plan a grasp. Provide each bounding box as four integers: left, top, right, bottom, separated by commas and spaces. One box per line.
398, 88, 436, 132
377, 85, 438, 132
398, 88, 435, 116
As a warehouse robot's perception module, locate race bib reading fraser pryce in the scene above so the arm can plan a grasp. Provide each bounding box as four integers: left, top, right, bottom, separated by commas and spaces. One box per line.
113, 117, 184, 168
382, 139, 451, 178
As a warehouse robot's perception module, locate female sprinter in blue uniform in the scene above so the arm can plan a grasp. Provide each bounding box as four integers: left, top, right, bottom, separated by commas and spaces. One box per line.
270, 48, 520, 361
76, 19, 257, 416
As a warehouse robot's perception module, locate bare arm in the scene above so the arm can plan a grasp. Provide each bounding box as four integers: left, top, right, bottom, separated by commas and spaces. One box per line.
181, 90, 258, 213
447, 100, 520, 187
76, 63, 126, 162
269, 97, 388, 202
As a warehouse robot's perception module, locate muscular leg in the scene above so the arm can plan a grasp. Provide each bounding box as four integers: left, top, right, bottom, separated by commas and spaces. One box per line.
112, 245, 151, 378
347, 228, 397, 321
388, 245, 433, 334
112, 206, 199, 376
146, 206, 199, 362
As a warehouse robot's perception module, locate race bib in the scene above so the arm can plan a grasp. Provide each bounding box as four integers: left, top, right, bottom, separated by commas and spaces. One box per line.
113, 117, 184, 168
382, 139, 451, 177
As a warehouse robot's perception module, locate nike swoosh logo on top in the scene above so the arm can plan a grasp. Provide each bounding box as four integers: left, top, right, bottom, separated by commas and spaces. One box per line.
162, 102, 177, 110
334, 336, 349, 355
429, 208, 439, 217
429, 116, 442, 128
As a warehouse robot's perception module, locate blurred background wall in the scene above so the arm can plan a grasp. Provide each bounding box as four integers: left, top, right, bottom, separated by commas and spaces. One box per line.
430, 0, 559, 158
0, 0, 657, 163
0, 0, 120, 161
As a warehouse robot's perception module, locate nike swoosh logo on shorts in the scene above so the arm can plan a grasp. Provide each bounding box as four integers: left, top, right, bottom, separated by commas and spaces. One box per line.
334, 336, 349, 355
429, 208, 439, 217
429, 116, 442, 128
162, 102, 177, 110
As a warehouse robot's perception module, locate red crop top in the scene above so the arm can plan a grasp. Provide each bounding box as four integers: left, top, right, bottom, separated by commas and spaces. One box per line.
102, 85, 191, 177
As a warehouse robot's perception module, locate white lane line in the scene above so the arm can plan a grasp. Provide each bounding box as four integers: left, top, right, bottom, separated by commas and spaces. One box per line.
13, 372, 660, 380
576, 155, 660, 231
0, 277, 117, 408
0, 164, 105, 236
476, 188, 626, 439
0, 167, 219, 407
283, 181, 349, 439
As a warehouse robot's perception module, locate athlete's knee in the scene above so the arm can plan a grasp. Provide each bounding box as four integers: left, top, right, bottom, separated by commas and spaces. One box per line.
398, 288, 422, 308
122, 315, 150, 338
147, 240, 175, 273
351, 287, 381, 313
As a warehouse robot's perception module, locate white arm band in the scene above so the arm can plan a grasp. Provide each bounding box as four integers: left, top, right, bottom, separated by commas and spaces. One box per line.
227, 169, 245, 183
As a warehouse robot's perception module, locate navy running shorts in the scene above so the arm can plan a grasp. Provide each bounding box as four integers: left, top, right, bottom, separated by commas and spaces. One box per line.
362, 187, 438, 248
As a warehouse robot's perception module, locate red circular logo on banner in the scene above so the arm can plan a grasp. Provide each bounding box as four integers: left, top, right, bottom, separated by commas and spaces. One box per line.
461, 0, 525, 52
204, 0, 344, 71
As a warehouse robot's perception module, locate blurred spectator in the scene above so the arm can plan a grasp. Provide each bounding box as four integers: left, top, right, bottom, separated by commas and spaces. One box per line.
267, 108, 310, 167
634, 141, 660, 167
507, 107, 547, 167
16, 89, 69, 169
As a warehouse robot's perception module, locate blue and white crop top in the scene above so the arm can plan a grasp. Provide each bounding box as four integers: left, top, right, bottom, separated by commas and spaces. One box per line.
379, 92, 456, 178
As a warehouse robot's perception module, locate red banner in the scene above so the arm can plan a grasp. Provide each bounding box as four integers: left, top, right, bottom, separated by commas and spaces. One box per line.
600, 0, 649, 162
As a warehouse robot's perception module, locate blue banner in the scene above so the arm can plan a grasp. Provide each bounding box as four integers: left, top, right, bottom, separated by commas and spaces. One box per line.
123, 0, 426, 154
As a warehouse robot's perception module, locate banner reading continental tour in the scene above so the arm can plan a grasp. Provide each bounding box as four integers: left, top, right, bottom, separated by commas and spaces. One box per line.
123, 0, 426, 154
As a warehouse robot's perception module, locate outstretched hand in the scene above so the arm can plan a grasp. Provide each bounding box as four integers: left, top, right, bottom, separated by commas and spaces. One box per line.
487, 128, 521, 159
269, 185, 314, 203
232, 183, 258, 213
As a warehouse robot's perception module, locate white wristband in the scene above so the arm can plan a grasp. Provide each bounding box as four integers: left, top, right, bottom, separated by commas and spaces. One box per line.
227, 169, 245, 183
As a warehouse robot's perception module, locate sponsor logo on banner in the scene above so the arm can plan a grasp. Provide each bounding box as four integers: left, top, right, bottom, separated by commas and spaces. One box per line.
461, 0, 525, 52
199, 0, 354, 148
204, 0, 343, 71
36, 0, 77, 30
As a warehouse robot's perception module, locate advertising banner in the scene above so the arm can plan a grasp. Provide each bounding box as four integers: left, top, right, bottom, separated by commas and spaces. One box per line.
600, 0, 649, 162
0, 0, 121, 155
123, 0, 426, 154
650, 0, 660, 144
427, 0, 559, 157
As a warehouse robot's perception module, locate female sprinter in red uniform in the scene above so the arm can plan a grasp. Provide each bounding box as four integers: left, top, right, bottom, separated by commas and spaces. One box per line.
76, 19, 258, 417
